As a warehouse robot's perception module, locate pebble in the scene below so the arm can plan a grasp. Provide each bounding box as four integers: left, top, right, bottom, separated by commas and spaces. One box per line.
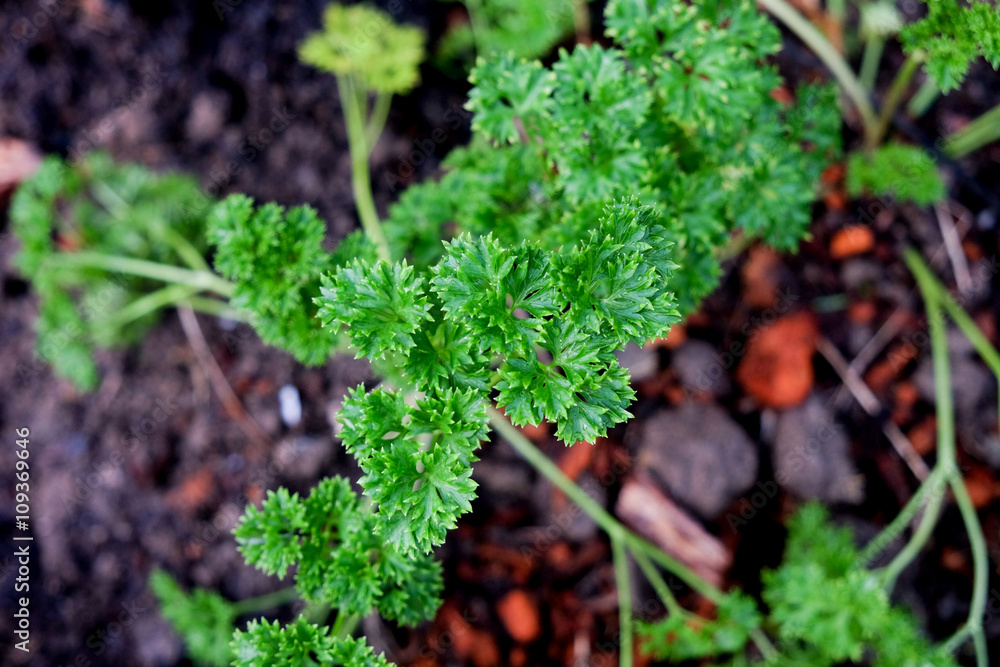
772, 395, 863, 503
633, 403, 758, 518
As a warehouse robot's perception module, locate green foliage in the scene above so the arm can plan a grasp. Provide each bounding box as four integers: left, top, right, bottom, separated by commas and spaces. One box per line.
317, 260, 431, 361
387, 0, 840, 313
900, 0, 1000, 92
298, 3, 426, 94
846, 142, 946, 205
760, 504, 959, 667
437, 0, 578, 64
638, 592, 761, 661
207, 195, 351, 365
10, 152, 211, 390
232, 618, 391, 667
150, 570, 237, 667
234, 477, 443, 621
638, 504, 961, 664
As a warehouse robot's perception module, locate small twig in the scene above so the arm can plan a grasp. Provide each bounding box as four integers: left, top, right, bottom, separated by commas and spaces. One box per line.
831, 309, 908, 410
177, 305, 271, 448
933, 202, 973, 297
817, 336, 931, 481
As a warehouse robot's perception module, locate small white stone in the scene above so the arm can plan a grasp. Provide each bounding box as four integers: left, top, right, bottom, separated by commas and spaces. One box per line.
278, 384, 302, 427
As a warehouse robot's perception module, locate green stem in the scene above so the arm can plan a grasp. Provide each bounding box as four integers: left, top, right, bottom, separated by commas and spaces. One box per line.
907, 248, 1000, 418
943, 102, 1000, 159
906, 248, 991, 666
879, 475, 945, 590
231, 586, 299, 616
160, 227, 212, 273
859, 35, 884, 93
487, 408, 723, 601
941, 475, 990, 666
757, 0, 877, 134
337, 73, 391, 262
331, 611, 361, 640
366, 92, 393, 152
51, 252, 235, 296
184, 296, 245, 321
880, 274, 951, 589
907, 77, 940, 118
612, 536, 634, 667
97, 283, 200, 334
463, 0, 490, 59
304, 601, 331, 625
868, 50, 925, 150
857, 466, 946, 567
487, 408, 784, 660
632, 550, 683, 617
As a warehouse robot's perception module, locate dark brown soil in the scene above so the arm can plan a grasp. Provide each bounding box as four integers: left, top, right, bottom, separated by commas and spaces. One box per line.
0, 1, 998, 666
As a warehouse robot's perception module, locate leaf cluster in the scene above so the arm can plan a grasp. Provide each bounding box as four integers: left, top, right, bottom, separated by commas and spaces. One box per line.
150, 569, 237, 667
207, 195, 370, 365
638, 592, 761, 662
298, 4, 426, 95
901, 0, 1000, 92
761, 504, 959, 666
436, 0, 577, 65
233, 618, 391, 667
234, 477, 443, 625
846, 142, 946, 205
10, 152, 210, 390
386, 0, 840, 313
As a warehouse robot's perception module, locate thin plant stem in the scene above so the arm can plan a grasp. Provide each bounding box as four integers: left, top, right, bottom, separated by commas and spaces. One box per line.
463, 0, 490, 60
96, 283, 201, 334
331, 611, 361, 639
857, 466, 946, 567
487, 410, 781, 661
859, 35, 885, 92
184, 295, 245, 321
336, 73, 391, 262
868, 50, 925, 150
304, 601, 331, 625
231, 586, 299, 616
879, 475, 946, 590
907, 77, 940, 118
907, 248, 1000, 418
160, 227, 212, 273
941, 474, 990, 666
612, 536, 634, 667
366, 92, 393, 151
943, 102, 1000, 158
906, 248, 991, 666
879, 277, 951, 589
757, 0, 877, 134
50, 251, 235, 296
632, 549, 683, 617
486, 408, 719, 600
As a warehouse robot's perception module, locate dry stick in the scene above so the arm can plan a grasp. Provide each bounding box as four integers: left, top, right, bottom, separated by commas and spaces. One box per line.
831, 309, 908, 409
816, 336, 931, 481
176, 305, 271, 448
933, 202, 973, 296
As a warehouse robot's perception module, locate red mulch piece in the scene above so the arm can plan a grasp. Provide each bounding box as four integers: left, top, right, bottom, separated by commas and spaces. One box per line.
736, 311, 818, 408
